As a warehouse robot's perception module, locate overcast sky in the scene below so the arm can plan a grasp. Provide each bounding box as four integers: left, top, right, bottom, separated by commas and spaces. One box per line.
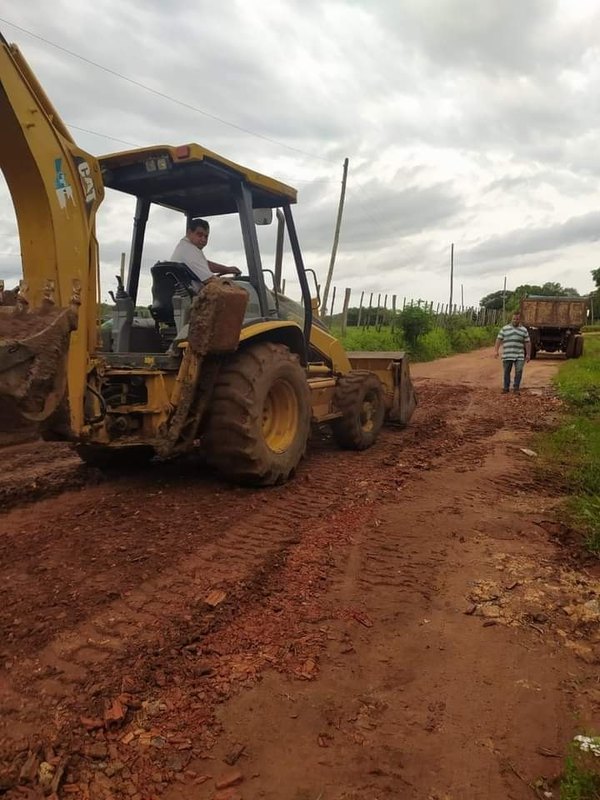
1, 0, 600, 309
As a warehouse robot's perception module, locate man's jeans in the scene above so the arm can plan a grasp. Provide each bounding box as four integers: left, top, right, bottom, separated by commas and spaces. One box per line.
503, 358, 524, 391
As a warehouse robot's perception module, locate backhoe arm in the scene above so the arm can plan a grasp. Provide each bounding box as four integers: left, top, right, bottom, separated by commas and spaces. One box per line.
0, 31, 104, 435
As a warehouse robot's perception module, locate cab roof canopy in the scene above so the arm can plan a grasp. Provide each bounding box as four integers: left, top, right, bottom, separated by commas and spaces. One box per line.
99, 143, 297, 217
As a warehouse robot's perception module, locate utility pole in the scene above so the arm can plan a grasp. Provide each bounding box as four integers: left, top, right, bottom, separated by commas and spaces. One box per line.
449, 243, 454, 314
461, 283, 464, 310
321, 157, 349, 317
502, 275, 507, 320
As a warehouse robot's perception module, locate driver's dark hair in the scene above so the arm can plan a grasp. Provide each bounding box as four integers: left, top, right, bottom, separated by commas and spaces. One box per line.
188, 218, 210, 233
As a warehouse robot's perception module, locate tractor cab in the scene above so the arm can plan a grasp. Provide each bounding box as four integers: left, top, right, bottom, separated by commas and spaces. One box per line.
99, 144, 313, 363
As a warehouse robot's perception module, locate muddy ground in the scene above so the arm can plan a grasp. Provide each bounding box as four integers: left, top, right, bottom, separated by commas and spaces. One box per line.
0, 347, 599, 800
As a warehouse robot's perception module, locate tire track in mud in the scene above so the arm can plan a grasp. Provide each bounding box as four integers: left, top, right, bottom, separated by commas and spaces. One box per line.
0, 384, 551, 786
0, 442, 97, 512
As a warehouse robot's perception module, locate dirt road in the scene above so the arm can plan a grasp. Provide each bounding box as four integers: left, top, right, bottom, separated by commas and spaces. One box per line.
1, 347, 599, 800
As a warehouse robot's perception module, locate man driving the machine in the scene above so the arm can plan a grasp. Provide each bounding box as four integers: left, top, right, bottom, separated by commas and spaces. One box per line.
170, 218, 241, 287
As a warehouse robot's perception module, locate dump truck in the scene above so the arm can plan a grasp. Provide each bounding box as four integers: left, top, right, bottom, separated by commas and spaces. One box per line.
520, 295, 589, 359
0, 31, 417, 484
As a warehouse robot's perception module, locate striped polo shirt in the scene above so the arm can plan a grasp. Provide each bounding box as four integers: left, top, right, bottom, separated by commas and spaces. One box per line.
497, 323, 530, 360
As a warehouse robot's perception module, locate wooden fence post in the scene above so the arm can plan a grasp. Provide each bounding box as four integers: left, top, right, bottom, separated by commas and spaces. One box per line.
341, 287, 352, 336
366, 292, 373, 329
328, 286, 337, 327
374, 293, 382, 329
356, 290, 365, 327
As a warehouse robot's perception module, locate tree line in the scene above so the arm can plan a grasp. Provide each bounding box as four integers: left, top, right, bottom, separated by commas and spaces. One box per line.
479, 281, 581, 310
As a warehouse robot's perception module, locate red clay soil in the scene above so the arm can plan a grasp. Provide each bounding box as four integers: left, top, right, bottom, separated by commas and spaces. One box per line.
0, 347, 598, 800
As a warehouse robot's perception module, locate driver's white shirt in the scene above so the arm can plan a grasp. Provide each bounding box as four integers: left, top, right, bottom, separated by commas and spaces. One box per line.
170, 238, 212, 282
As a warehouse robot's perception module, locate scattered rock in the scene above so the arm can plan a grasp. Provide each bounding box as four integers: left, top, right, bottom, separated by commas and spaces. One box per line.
224, 744, 246, 766
103, 697, 127, 728
566, 641, 597, 665
480, 604, 502, 619
87, 742, 109, 760
37, 761, 55, 791
19, 749, 40, 784
205, 589, 227, 608
215, 768, 244, 790
300, 658, 317, 679
352, 611, 373, 628
80, 716, 104, 731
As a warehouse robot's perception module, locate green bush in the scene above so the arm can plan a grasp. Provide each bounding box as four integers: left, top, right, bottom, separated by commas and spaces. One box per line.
337, 321, 497, 362
337, 326, 405, 352
413, 328, 453, 360
397, 307, 432, 348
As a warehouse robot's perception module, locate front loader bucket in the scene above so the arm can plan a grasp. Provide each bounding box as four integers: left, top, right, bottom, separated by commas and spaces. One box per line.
346, 350, 417, 426
0, 304, 77, 428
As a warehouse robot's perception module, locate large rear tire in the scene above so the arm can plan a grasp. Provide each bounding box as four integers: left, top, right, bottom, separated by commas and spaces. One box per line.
331, 371, 385, 450
565, 334, 577, 359
574, 334, 584, 358
203, 342, 311, 486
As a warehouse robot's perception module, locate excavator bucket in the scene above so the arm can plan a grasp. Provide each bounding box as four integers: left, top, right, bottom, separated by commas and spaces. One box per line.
0, 289, 78, 427
346, 351, 417, 425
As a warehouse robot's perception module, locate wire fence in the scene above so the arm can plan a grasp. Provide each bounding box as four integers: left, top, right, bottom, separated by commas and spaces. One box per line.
324, 287, 505, 334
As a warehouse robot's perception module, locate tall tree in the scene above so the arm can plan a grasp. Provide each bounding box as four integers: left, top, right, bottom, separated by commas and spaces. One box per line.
480, 289, 512, 309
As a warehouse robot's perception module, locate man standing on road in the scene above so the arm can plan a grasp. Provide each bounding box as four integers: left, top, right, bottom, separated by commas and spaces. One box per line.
170, 218, 241, 288
494, 312, 531, 394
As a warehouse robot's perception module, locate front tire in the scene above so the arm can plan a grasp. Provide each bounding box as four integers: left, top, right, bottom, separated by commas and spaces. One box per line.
203, 342, 311, 486
331, 371, 385, 450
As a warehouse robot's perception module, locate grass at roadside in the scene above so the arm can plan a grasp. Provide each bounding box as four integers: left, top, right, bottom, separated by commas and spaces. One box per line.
560, 746, 600, 800
538, 336, 600, 556
334, 324, 498, 362
538, 341, 600, 796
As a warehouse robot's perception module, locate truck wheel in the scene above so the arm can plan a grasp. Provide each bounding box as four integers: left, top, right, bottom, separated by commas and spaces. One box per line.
565, 335, 576, 359
203, 342, 311, 485
77, 444, 155, 469
331, 371, 385, 450
530, 344, 537, 360
574, 335, 584, 358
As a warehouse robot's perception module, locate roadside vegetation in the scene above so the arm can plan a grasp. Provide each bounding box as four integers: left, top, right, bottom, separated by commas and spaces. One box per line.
560, 744, 600, 800
334, 307, 498, 362
538, 336, 600, 557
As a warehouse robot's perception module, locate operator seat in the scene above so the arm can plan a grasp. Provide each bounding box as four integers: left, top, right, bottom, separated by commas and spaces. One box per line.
149, 261, 199, 325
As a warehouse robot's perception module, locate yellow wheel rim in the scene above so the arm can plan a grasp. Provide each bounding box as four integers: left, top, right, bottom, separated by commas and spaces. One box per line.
262, 378, 299, 453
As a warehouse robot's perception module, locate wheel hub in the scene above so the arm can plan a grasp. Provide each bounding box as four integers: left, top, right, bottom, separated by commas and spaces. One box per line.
262, 378, 299, 453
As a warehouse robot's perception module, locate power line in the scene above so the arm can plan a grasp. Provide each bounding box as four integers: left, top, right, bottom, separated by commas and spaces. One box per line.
66, 123, 140, 148
1, 17, 337, 164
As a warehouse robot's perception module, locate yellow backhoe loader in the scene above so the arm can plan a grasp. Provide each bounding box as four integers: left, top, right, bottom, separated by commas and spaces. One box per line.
0, 32, 416, 485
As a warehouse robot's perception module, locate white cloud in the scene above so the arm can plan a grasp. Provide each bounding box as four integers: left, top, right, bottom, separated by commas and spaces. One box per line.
1, 0, 600, 309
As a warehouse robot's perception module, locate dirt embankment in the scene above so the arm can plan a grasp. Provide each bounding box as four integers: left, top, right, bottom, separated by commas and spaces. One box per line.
0, 347, 598, 800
